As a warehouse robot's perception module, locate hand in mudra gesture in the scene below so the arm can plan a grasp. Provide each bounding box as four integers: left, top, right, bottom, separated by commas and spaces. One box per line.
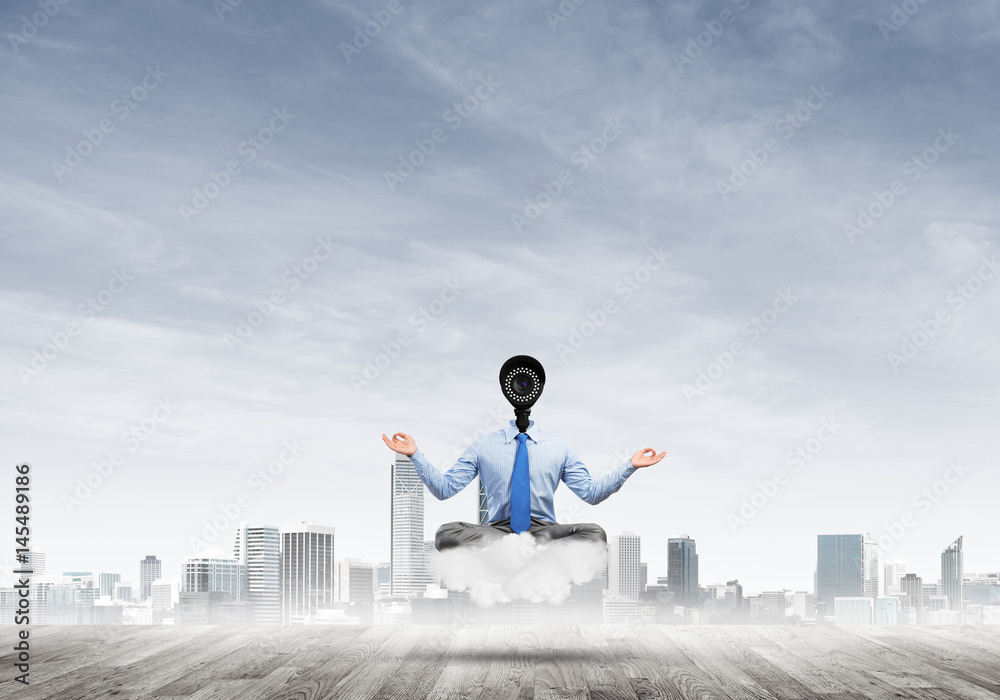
630, 447, 666, 468
382, 432, 416, 456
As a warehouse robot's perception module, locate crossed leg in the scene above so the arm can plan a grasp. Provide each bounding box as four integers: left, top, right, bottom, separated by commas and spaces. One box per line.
435, 518, 607, 551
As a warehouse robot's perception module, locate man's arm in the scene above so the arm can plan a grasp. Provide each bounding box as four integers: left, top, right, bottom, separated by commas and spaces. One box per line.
560, 444, 666, 505
382, 432, 478, 500
560, 447, 638, 505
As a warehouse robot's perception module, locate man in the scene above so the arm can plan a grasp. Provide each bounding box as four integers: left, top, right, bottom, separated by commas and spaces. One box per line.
381, 420, 665, 550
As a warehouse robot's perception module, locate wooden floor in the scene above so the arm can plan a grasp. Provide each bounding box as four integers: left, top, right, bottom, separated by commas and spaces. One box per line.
2, 624, 1000, 699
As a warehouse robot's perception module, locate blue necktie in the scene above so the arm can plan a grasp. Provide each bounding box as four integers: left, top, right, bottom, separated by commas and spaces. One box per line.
510, 433, 530, 533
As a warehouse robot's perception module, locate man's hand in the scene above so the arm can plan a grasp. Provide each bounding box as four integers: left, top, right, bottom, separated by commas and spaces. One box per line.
630, 447, 666, 468
382, 432, 417, 457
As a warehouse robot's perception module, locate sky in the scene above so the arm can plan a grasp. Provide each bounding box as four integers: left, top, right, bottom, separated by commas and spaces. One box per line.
0, 0, 997, 596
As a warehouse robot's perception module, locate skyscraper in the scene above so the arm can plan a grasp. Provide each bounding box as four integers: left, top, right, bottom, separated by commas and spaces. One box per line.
139, 555, 161, 601
667, 535, 698, 608
234, 524, 281, 624
816, 534, 878, 611
391, 452, 424, 598
883, 558, 907, 596
900, 573, 923, 624
478, 478, 488, 525
941, 536, 963, 619
608, 532, 642, 600
281, 521, 335, 623
98, 572, 120, 598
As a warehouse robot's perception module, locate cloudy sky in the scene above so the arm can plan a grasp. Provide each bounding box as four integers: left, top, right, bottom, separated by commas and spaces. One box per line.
1, 0, 997, 595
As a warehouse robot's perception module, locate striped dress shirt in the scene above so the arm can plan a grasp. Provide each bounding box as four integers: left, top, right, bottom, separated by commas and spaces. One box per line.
409, 419, 638, 524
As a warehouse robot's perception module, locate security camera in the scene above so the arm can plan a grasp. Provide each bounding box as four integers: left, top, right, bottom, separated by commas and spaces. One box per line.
499, 355, 545, 433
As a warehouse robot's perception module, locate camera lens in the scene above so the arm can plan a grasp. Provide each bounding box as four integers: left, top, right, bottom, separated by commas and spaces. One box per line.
510, 370, 534, 396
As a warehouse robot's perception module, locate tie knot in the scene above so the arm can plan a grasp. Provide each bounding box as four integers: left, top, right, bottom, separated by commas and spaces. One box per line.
516, 433, 527, 443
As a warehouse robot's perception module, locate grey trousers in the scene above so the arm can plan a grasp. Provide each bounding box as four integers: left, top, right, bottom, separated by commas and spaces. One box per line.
435, 517, 607, 551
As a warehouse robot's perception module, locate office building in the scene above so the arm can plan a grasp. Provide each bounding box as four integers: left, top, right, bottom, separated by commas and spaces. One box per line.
281, 521, 335, 624
834, 597, 873, 625
234, 524, 281, 624
941, 536, 963, 621
139, 555, 161, 601
816, 534, 878, 612
883, 558, 906, 596
667, 536, 698, 608
608, 532, 642, 601
98, 573, 120, 598
335, 559, 374, 604
373, 562, 391, 596
391, 452, 425, 598
181, 557, 245, 600
900, 573, 923, 625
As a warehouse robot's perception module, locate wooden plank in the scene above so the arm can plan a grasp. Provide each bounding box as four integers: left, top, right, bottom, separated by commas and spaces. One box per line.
534, 625, 590, 700
370, 626, 458, 699
424, 625, 498, 700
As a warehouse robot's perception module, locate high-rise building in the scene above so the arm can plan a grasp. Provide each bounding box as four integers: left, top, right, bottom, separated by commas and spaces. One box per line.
863, 533, 880, 599
139, 555, 161, 601
373, 562, 391, 596
113, 581, 134, 603
667, 536, 698, 608
181, 557, 245, 600
281, 521, 335, 623
900, 573, 923, 624
816, 534, 878, 611
335, 559, 374, 604
24, 550, 45, 576
639, 562, 648, 594
941, 536, 963, 619
391, 452, 425, 598
98, 573, 120, 598
234, 524, 281, 624
792, 591, 815, 620
883, 558, 907, 596
478, 478, 488, 525
608, 532, 642, 600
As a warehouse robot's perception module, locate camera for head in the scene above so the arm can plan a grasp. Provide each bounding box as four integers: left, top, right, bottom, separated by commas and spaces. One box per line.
499, 355, 545, 433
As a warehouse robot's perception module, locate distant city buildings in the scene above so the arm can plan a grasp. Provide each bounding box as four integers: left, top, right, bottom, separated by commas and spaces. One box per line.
667, 535, 698, 608
391, 452, 426, 598
608, 532, 642, 601
139, 555, 161, 602
941, 536, 964, 621
281, 521, 335, 624
816, 533, 879, 614
235, 524, 281, 624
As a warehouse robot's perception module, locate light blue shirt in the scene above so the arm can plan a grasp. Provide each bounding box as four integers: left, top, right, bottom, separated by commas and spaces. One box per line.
409, 419, 638, 524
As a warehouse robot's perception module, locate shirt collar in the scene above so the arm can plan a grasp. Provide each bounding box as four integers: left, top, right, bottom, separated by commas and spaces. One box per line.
503, 418, 539, 444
